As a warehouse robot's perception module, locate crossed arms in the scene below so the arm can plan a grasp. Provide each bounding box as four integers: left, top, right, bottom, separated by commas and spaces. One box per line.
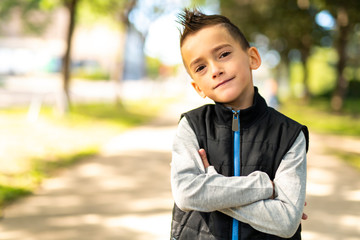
170, 117, 307, 238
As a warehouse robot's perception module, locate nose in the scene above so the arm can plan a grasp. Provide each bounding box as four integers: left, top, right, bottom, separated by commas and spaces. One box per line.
211, 62, 224, 79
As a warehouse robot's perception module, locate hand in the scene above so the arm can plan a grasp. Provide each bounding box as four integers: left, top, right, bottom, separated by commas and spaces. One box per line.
302, 201, 308, 220
198, 148, 210, 169
270, 181, 275, 199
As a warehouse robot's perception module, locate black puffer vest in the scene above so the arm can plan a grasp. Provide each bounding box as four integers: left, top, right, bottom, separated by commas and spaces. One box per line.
171, 88, 309, 240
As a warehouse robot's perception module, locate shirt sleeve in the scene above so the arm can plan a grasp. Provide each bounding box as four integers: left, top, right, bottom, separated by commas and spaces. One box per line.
170, 117, 273, 212
219, 131, 307, 238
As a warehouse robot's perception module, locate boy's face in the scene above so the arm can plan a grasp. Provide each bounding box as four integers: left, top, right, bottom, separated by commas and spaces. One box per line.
181, 24, 261, 109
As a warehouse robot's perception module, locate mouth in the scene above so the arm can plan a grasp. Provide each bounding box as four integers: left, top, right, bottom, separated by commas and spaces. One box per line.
214, 77, 234, 89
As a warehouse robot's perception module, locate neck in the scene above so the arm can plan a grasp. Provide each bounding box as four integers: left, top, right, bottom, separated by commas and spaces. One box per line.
224, 88, 255, 111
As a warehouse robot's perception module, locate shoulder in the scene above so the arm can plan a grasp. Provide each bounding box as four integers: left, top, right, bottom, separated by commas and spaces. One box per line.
267, 107, 309, 152
175, 117, 197, 140
181, 104, 215, 118
267, 107, 300, 125
180, 104, 215, 124
266, 107, 307, 132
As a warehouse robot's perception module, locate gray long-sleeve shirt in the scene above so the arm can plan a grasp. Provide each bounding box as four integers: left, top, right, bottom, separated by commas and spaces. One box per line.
171, 117, 307, 238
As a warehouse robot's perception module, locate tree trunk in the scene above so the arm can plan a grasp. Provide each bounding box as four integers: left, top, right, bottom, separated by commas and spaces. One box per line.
111, 28, 127, 107
61, 0, 78, 113
331, 7, 350, 112
112, 0, 137, 107
300, 47, 311, 101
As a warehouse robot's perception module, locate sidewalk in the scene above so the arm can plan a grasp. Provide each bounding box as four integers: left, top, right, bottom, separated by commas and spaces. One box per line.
301, 132, 360, 240
0, 99, 193, 240
0, 98, 360, 240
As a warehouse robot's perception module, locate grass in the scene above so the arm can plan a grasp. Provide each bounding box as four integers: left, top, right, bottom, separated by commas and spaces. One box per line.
0, 185, 31, 215
0, 100, 164, 209
30, 147, 99, 180
329, 149, 360, 171
70, 102, 151, 127
279, 98, 360, 137
280, 97, 360, 172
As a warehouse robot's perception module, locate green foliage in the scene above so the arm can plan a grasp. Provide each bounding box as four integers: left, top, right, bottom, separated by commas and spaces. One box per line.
220, 0, 360, 111
307, 47, 337, 95
188, 0, 207, 8
312, 0, 360, 25
0, 0, 53, 35
0, 0, 22, 19
76, 0, 126, 28
347, 80, 360, 99
39, 0, 63, 10
221, 0, 326, 56
289, 62, 305, 97
146, 56, 162, 79
289, 47, 360, 99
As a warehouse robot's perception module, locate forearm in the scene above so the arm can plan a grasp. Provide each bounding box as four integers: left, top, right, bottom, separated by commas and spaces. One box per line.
219, 132, 307, 238
171, 118, 273, 212
172, 160, 273, 212
220, 191, 305, 238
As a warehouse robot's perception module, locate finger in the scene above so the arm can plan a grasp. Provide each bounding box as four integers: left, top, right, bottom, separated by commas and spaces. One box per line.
270, 181, 275, 199
198, 148, 206, 159
198, 149, 210, 168
302, 213, 308, 220
304, 201, 307, 206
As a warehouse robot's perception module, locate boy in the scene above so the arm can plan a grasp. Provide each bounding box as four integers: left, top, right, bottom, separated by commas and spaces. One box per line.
170, 9, 309, 240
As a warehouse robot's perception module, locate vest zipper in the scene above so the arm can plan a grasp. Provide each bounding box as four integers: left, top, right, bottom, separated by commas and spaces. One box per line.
232, 110, 240, 240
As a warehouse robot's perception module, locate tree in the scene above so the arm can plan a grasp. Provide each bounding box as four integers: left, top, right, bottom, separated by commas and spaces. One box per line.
77, 0, 138, 106
0, 0, 78, 113
324, 1, 360, 111
310, 0, 360, 111
220, 0, 327, 99
0, 0, 51, 35
61, 0, 78, 112
0, 0, 141, 111
0, 0, 191, 111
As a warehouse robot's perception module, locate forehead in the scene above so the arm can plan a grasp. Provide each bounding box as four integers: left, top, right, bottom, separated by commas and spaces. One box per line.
181, 25, 239, 66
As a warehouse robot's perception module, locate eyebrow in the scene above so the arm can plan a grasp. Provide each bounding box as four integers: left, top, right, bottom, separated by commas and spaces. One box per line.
189, 43, 232, 70
212, 43, 232, 53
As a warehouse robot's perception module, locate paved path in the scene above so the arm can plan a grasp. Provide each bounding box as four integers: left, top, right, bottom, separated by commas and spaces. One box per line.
0, 100, 189, 240
301, 133, 360, 240
0, 99, 360, 240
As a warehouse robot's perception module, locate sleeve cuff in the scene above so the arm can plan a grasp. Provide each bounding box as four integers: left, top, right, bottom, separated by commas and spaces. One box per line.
206, 166, 217, 175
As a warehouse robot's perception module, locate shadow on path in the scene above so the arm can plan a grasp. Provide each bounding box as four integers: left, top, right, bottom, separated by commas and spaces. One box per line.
0, 149, 174, 240
301, 133, 360, 240
0, 99, 359, 240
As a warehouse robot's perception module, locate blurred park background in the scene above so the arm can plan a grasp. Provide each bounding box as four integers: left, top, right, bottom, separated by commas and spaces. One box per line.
0, 0, 359, 239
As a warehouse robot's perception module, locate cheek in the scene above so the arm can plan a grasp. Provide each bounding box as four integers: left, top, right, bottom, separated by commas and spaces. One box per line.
231, 54, 250, 68
232, 61, 251, 77
197, 81, 209, 92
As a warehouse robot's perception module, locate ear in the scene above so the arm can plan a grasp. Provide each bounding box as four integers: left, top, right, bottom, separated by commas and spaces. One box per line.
248, 47, 261, 70
191, 81, 207, 98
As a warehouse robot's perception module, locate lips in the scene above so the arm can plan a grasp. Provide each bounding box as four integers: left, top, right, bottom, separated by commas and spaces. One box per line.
214, 77, 234, 89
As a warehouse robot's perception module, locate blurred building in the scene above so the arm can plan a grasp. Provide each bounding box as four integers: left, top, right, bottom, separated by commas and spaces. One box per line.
0, 7, 124, 79
122, 25, 146, 81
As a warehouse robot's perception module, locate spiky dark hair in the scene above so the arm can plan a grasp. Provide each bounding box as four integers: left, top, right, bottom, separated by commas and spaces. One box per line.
177, 8, 250, 50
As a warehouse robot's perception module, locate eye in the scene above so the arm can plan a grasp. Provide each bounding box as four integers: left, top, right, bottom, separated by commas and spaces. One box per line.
195, 65, 205, 73
220, 51, 231, 58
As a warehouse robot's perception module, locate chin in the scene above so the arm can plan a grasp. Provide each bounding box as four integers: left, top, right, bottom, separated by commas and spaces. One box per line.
218, 93, 241, 103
